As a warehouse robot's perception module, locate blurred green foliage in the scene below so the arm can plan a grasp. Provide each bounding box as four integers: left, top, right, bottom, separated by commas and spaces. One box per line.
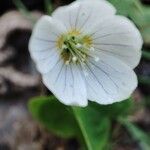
119, 118, 150, 150
108, 0, 150, 44
13, 0, 37, 24
44, 0, 53, 15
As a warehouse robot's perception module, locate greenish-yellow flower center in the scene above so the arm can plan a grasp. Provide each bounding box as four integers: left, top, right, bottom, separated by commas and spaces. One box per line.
56, 29, 94, 65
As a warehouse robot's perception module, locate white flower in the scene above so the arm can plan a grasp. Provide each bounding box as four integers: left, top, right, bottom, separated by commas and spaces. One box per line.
29, 0, 143, 107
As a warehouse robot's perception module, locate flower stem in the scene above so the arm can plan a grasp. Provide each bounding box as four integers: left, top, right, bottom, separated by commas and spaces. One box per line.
71, 107, 93, 150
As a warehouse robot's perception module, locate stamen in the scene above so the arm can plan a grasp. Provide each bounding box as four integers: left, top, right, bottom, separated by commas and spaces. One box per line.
76, 43, 82, 49
72, 56, 78, 62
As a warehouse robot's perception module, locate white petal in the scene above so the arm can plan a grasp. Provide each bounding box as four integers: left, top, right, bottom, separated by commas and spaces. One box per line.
42, 62, 87, 107
83, 52, 137, 105
35, 50, 60, 74
52, 0, 116, 32
90, 16, 143, 68
29, 15, 66, 74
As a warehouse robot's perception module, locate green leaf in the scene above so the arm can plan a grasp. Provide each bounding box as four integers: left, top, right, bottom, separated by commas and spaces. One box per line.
119, 118, 150, 150
141, 27, 150, 44
28, 96, 78, 138
108, 0, 134, 16
128, 3, 150, 44
108, 0, 143, 17
129, 5, 150, 27
28, 96, 112, 150
72, 106, 111, 150
89, 98, 133, 119
75, 98, 133, 150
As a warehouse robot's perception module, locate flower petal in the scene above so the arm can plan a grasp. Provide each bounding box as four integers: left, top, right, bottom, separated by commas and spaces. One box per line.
90, 16, 143, 68
83, 52, 137, 105
42, 61, 87, 107
29, 15, 66, 74
52, 0, 116, 32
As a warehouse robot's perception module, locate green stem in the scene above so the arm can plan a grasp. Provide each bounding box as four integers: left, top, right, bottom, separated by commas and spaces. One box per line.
72, 107, 93, 150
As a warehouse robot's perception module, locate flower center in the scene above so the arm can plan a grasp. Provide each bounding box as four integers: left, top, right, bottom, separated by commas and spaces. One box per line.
56, 29, 94, 65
